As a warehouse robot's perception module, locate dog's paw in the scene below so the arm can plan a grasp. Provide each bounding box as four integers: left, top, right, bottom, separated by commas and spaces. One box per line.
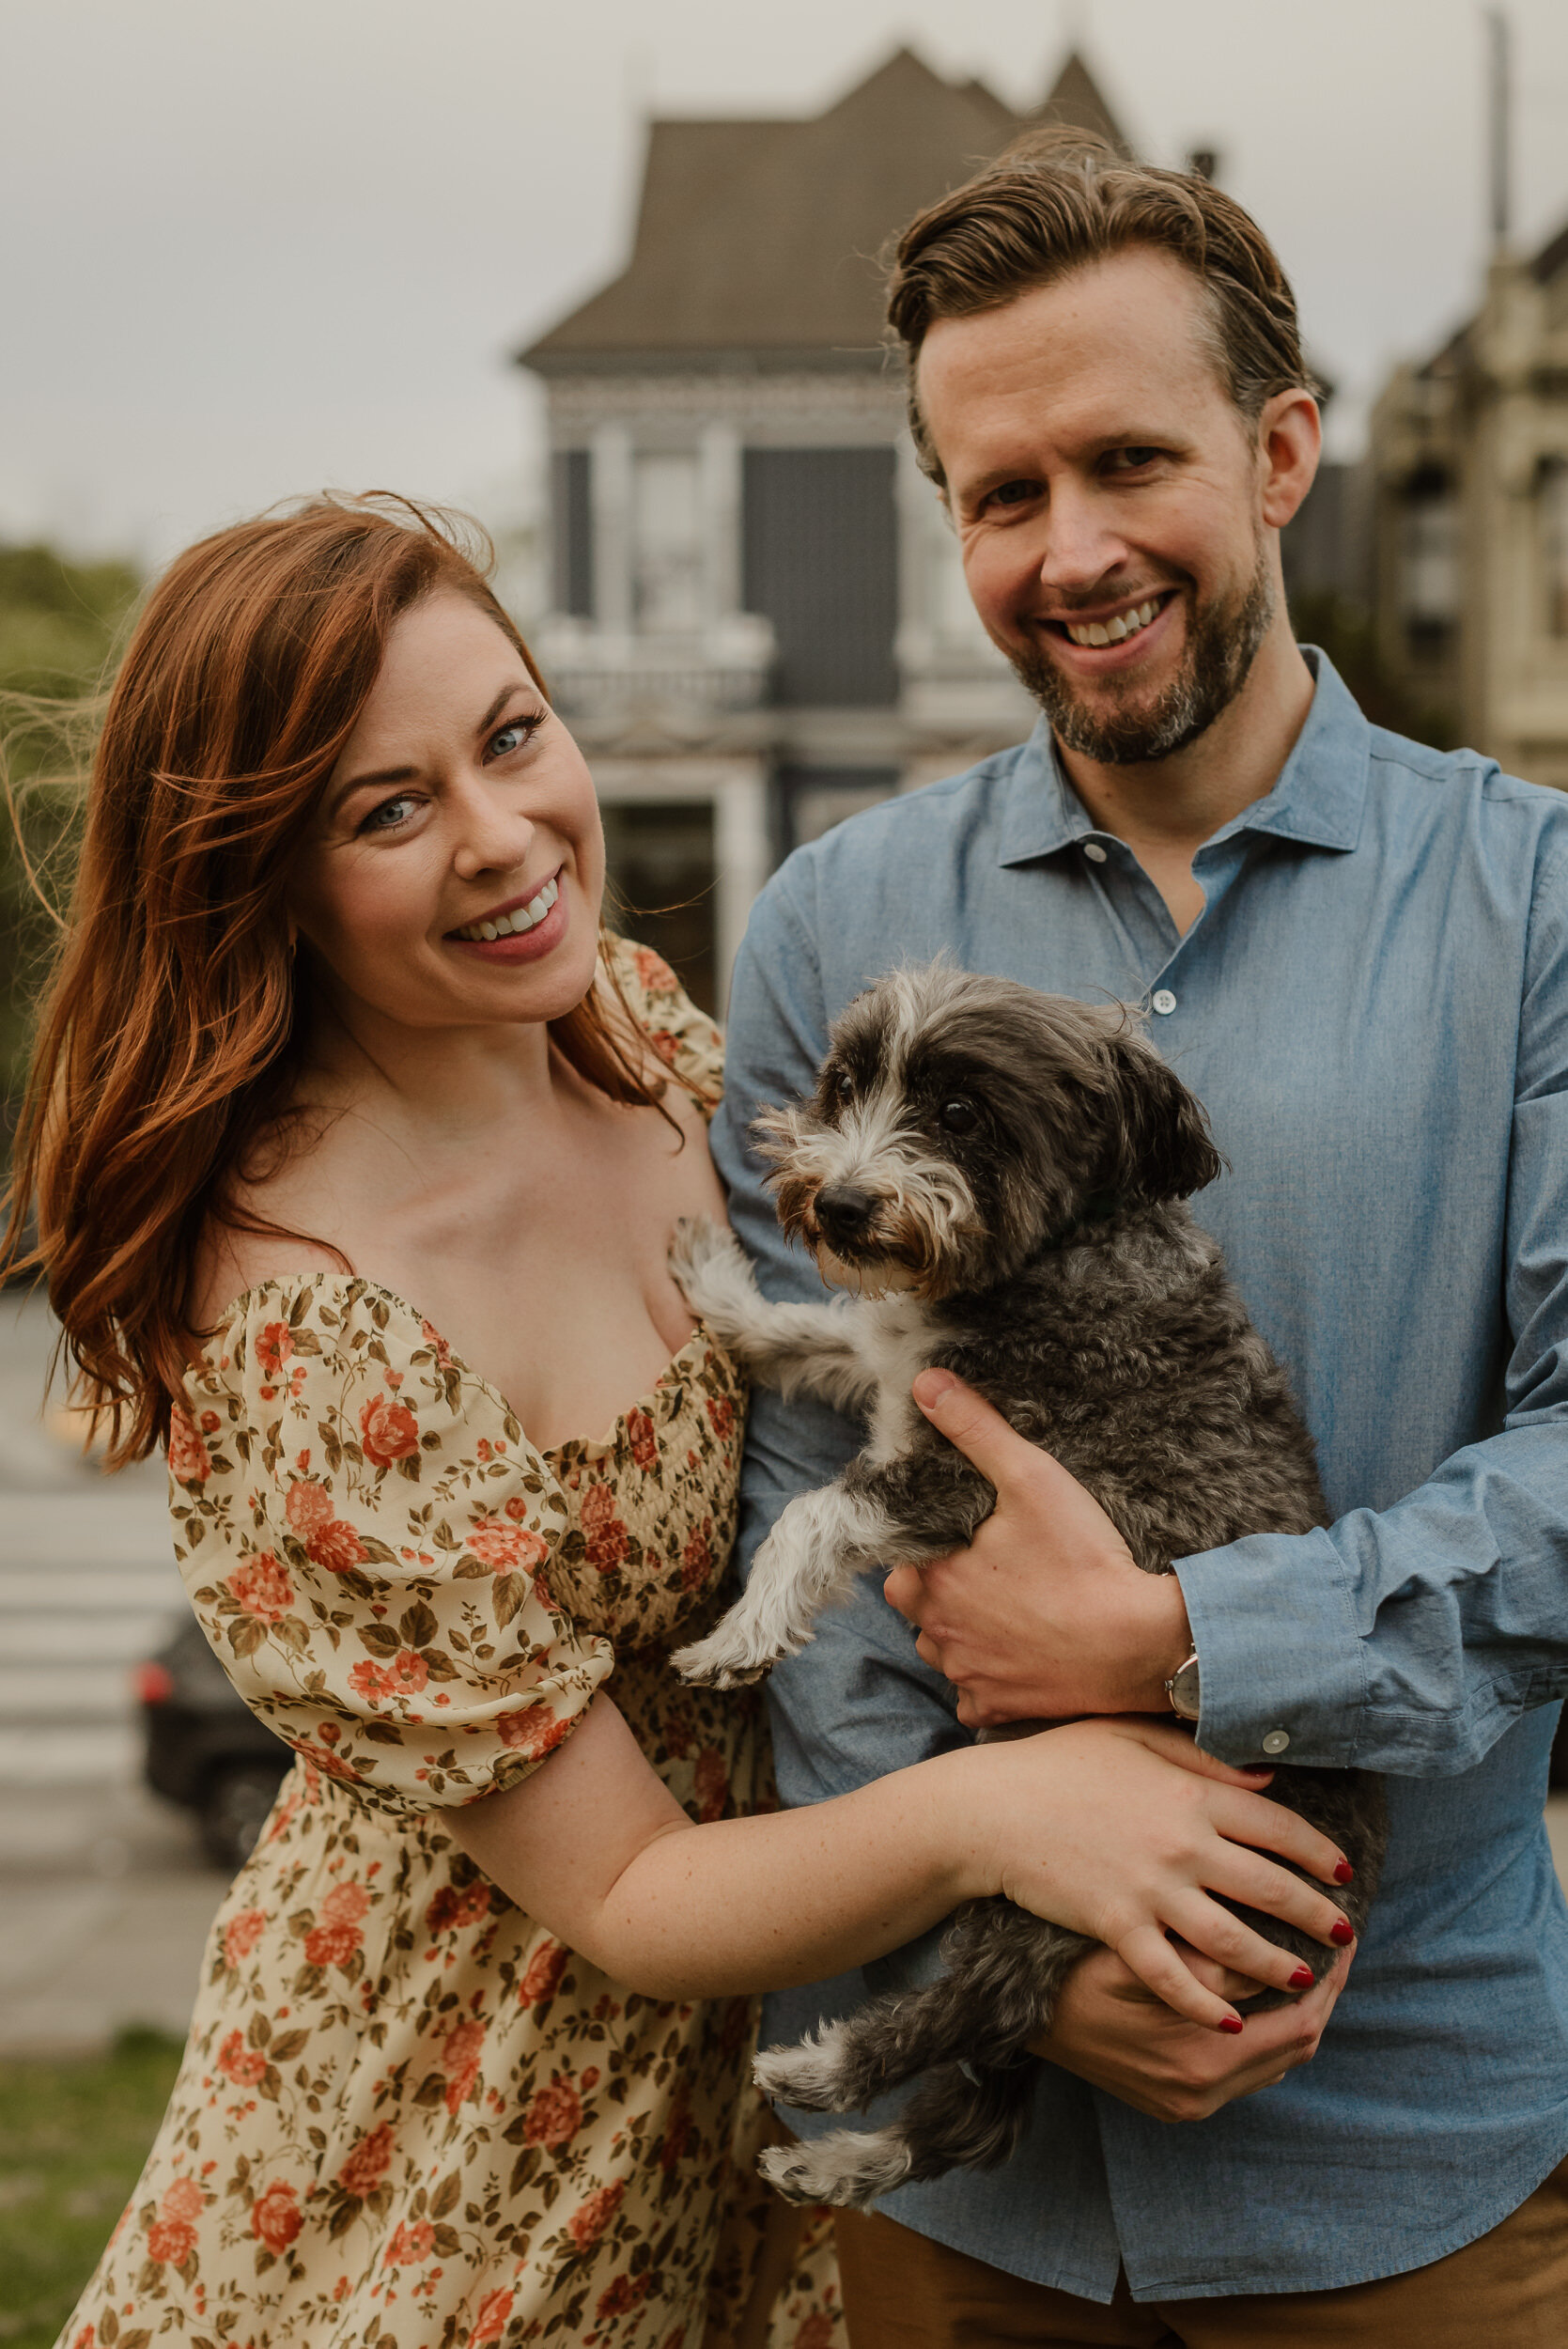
753, 2021, 856, 2112
666, 1217, 757, 1339
670, 1618, 776, 1688
757, 2130, 912, 2210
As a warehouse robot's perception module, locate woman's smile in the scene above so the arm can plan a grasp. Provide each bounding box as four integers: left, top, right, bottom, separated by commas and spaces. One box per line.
447, 867, 566, 958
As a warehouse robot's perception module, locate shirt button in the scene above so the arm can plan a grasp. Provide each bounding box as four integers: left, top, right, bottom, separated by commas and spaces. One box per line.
1082, 841, 1108, 863
1151, 988, 1177, 1016
1261, 1728, 1291, 1755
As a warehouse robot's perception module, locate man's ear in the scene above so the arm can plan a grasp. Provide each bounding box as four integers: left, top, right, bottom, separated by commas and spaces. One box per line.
1258, 386, 1322, 533
1100, 1035, 1224, 1206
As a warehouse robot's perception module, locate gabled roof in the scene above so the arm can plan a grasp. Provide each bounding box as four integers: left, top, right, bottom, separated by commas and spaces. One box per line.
520, 45, 1130, 376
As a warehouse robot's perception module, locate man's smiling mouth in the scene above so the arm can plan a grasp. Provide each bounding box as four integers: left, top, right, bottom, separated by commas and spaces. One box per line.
1047, 593, 1171, 649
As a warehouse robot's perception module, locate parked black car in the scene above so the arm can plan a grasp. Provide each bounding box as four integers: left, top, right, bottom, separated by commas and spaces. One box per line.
136, 1616, 293, 1871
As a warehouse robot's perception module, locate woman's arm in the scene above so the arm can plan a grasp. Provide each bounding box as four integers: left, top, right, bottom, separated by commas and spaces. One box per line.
448, 1694, 1355, 2031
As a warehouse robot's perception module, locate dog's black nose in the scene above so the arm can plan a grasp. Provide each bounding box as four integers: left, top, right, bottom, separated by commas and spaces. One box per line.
815, 1184, 877, 1244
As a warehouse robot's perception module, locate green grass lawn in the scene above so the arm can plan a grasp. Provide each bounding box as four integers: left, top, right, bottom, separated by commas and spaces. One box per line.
0, 2028, 182, 2349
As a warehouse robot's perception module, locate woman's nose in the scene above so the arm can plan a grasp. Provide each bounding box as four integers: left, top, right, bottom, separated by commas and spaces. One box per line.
450, 775, 535, 879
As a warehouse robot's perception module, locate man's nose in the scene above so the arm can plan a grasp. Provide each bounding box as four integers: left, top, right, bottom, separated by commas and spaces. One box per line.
1032, 485, 1128, 599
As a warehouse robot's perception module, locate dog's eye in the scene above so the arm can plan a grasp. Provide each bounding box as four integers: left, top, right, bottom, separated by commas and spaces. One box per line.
938, 1096, 979, 1135
829, 1069, 855, 1112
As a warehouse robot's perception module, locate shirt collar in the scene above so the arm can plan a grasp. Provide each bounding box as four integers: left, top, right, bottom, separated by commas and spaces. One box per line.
996, 648, 1371, 869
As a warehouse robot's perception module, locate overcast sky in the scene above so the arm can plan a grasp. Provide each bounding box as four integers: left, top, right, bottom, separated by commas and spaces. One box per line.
5, 0, 1568, 576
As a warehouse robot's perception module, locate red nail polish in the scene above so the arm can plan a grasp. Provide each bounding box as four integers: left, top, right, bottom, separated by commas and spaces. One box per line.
1334, 1859, 1355, 1885
1330, 1919, 1355, 1946
1288, 1964, 1314, 1989
1218, 2015, 1245, 2033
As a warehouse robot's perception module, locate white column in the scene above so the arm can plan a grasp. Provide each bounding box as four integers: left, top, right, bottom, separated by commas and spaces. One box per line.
713, 762, 770, 1015
700, 421, 742, 623
591, 425, 633, 630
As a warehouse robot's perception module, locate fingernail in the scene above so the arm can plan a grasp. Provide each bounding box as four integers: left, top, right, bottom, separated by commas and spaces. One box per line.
1218, 2015, 1245, 2034
1333, 1859, 1355, 1884
912, 1369, 957, 1409
1288, 1965, 1314, 1989
1330, 1919, 1355, 1946
1240, 1765, 1273, 1778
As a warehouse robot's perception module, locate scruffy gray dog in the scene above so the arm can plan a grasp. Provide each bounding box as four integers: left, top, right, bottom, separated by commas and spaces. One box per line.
668, 961, 1386, 2210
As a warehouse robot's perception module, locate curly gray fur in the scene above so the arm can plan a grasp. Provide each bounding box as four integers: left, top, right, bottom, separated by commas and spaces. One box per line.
669, 962, 1388, 2209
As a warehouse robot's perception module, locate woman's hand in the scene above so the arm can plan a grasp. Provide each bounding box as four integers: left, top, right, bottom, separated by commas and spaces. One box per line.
975, 1718, 1355, 2033
883, 1371, 1192, 1726
1035, 1938, 1356, 2121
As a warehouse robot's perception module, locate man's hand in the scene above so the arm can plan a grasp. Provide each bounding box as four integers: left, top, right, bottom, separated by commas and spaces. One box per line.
1035, 1939, 1354, 2123
883, 1370, 1192, 1726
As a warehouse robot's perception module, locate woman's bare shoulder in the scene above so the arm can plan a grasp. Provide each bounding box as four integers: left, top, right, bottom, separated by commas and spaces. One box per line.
190, 1220, 349, 1335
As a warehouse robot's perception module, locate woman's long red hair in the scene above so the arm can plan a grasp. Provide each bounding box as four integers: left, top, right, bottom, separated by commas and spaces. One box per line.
2, 495, 672, 1465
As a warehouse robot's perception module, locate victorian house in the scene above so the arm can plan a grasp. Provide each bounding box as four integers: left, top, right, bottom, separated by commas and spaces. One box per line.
517, 46, 1130, 1006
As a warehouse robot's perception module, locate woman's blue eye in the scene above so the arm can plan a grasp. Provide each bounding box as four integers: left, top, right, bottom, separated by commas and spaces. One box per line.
489, 714, 542, 759
361, 794, 419, 833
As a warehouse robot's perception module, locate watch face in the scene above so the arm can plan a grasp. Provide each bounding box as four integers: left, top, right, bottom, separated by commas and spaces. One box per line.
1170, 1657, 1202, 1720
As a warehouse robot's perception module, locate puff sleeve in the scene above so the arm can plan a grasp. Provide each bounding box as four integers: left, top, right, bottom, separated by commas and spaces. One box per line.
171, 1279, 613, 1814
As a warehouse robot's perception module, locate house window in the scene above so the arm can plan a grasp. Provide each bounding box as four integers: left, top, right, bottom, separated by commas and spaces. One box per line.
742, 449, 898, 707
774, 766, 900, 861
1398, 468, 1460, 654
600, 800, 717, 1014
551, 451, 593, 617
1542, 462, 1568, 639
632, 453, 705, 633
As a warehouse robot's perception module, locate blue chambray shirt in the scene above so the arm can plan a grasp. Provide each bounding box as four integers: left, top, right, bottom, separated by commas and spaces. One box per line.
709, 653, 1568, 2304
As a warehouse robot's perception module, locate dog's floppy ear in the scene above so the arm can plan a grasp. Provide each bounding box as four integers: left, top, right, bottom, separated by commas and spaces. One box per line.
1099, 1034, 1224, 1206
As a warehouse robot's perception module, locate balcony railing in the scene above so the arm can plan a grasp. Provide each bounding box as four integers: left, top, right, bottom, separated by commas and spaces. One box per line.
533, 614, 775, 723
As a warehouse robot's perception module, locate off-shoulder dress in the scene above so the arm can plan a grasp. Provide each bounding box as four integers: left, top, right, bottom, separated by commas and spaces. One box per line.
59, 948, 842, 2349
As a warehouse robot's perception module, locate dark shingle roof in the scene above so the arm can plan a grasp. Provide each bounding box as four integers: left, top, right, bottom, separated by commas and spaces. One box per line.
520, 46, 1129, 375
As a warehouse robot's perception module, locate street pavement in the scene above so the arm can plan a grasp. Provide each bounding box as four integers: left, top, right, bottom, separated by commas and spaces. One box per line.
3, 1283, 1568, 2060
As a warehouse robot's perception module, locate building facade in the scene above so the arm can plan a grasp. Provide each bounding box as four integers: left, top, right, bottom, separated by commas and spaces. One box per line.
518, 48, 1129, 1006
1367, 226, 1568, 786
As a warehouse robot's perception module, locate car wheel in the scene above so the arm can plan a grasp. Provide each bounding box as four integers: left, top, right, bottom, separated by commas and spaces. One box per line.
200, 1761, 287, 1873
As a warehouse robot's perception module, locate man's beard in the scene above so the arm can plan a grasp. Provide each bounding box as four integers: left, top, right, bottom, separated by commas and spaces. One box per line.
1009, 552, 1275, 766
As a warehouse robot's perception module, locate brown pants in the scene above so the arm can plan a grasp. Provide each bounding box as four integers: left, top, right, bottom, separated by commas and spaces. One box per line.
832, 2154, 1568, 2347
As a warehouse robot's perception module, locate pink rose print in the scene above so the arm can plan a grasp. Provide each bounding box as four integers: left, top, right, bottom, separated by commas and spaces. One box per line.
694, 1749, 728, 1825
145, 2173, 205, 2264
167, 1404, 210, 1486
626, 1408, 659, 1473
419, 1316, 453, 1364
568, 2178, 623, 2250
471, 2287, 515, 2346
308, 1518, 368, 1572
426, 1880, 492, 1938
632, 945, 677, 994
285, 1479, 333, 1534
199, 1408, 220, 1433
349, 1649, 427, 1702
706, 1394, 735, 1439
303, 1879, 369, 1968
223, 1906, 267, 1968
384, 2217, 435, 2267
793, 2320, 837, 2349
255, 1321, 294, 1380
226, 1551, 293, 1624
680, 1520, 713, 1592
251, 2177, 303, 2253
517, 1939, 567, 2008
215, 2028, 267, 2088
464, 1517, 549, 1575
440, 2015, 486, 2114
581, 1481, 629, 1573
359, 1392, 419, 1469
496, 1703, 570, 1761
598, 2273, 650, 2321
335, 2118, 394, 2198
522, 2072, 582, 2146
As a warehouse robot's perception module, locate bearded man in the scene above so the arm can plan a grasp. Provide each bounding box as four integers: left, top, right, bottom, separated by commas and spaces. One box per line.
712, 136, 1568, 2345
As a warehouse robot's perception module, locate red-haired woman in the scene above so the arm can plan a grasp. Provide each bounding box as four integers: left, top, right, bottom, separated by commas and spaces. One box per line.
7, 499, 1354, 2349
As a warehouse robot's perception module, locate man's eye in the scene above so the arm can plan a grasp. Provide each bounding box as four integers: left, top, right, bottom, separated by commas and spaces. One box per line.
360, 794, 420, 834
989, 479, 1039, 508
488, 713, 543, 760
938, 1096, 979, 1135
1107, 446, 1162, 473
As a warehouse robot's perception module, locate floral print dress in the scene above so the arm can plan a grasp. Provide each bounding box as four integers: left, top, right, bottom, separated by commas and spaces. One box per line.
60, 946, 844, 2349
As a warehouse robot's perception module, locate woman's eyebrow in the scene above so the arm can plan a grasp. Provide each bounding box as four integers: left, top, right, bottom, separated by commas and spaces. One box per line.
325, 681, 533, 818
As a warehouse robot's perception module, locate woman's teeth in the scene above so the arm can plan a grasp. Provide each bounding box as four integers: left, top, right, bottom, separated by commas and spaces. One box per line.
1064, 598, 1160, 649
454, 876, 559, 943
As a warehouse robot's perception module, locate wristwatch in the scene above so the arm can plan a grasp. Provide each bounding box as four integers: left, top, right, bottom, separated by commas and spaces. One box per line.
1164, 1648, 1202, 1722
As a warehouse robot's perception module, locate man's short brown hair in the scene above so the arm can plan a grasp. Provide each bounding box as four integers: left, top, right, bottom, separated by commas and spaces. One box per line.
886, 131, 1321, 485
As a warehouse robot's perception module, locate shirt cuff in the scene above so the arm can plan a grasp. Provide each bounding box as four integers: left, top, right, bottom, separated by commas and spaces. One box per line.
1172, 1528, 1368, 1766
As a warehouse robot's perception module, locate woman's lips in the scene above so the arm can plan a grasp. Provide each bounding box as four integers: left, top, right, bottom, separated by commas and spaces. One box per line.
446, 879, 568, 964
